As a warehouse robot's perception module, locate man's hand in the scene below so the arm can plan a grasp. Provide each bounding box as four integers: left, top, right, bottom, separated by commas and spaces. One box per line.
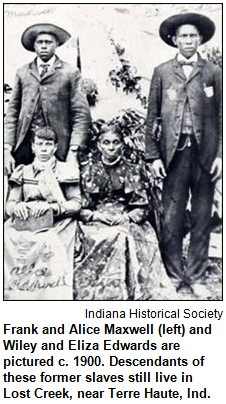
67, 149, 78, 162
66, 149, 80, 179
151, 158, 166, 180
13, 202, 29, 220
210, 157, 222, 183
4, 150, 15, 176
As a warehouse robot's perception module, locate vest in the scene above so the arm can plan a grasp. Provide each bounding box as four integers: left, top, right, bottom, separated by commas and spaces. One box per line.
181, 99, 194, 135
30, 95, 47, 135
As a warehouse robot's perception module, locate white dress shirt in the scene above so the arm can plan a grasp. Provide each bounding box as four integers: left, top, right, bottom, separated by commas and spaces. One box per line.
37, 55, 56, 75
177, 53, 198, 78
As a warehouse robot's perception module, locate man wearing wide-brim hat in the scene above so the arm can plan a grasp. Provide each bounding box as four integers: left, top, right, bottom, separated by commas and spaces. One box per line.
145, 13, 222, 295
4, 23, 91, 174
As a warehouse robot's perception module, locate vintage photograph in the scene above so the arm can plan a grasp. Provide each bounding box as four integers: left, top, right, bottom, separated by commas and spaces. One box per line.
3, 4, 222, 301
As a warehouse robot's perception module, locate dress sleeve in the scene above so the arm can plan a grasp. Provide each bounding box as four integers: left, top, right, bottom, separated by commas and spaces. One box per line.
78, 161, 98, 222
79, 183, 95, 223
6, 165, 24, 217
58, 183, 81, 216
125, 162, 149, 206
8, 164, 24, 185
125, 162, 149, 223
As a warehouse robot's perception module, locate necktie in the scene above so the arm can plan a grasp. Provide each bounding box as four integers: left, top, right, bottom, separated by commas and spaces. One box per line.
179, 60, 196, 67
40, 64, 50, 77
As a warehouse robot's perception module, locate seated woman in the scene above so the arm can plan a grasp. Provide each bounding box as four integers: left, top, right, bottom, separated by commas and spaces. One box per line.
74, 124, 176, 300
4, 127, 81, 300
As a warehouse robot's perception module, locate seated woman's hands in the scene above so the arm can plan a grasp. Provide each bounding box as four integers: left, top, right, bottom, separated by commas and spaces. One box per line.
17, 201, 50, 219
92, 212, 112, 225
13, 201, 61, 220
92, 211, 129, 226
13, 202, 29, 220
28, 201, 50, 218
110, 213, 129, 226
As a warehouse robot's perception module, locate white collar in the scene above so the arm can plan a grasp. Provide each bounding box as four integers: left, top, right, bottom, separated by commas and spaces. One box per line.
101, 155, 122, 166
33, 156, 57, 174
37, 55, 56, 69
177, 53, 198, 63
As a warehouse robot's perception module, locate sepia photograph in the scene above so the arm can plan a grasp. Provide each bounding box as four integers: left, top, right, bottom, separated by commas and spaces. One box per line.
3, 3, 222, 301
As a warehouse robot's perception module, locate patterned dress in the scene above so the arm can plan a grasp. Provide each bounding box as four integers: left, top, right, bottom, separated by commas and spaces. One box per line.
4, 158, 80, 300
74, 156, 176, 300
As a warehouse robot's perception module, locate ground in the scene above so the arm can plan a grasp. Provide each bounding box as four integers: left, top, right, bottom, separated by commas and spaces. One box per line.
151, 240, 222, 301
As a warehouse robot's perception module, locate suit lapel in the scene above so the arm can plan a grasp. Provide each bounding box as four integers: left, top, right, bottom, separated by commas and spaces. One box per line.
41, 56, 62, 80
172, 57, 186, 81
29, 59, 41, 82
172, 54, 206, 83
186, 55, 205, 83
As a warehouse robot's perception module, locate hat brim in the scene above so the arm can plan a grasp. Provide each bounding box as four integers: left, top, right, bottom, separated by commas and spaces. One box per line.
159, 13, 215, 47
22, 23, 71, 52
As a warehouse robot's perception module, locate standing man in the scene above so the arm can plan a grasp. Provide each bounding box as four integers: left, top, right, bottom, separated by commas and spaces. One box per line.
4, 23, 91, 174
145, 13, 222, 294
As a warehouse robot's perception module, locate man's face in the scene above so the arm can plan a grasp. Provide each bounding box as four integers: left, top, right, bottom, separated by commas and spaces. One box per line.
34, 33, 58, 62
172, 24, 202, 58
32, 136, 57, 162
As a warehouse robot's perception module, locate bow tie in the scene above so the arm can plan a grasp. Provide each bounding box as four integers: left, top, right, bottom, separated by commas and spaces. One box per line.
40, 64, 50, 77
179, 60, 196, 67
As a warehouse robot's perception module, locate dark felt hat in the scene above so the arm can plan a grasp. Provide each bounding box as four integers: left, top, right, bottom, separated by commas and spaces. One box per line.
21, 23, 71, 52
159, 13, 215, 47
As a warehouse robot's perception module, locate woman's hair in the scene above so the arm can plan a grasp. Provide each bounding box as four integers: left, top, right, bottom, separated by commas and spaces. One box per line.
97, 123, 123, 142
32, 127, 58, 143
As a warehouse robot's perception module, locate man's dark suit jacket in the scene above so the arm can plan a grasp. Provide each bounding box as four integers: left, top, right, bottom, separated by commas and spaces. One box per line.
146, 54, 222, 171
5, 56, 91, 161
